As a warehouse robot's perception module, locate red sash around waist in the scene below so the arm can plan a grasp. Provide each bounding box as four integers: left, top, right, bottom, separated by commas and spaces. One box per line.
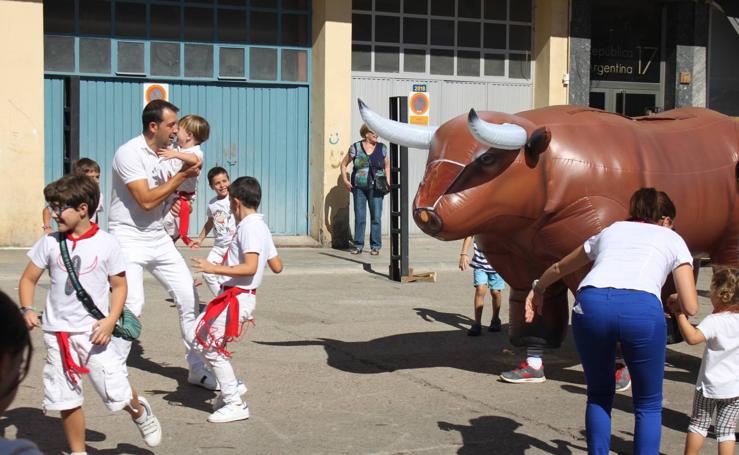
195, 286, 256, 357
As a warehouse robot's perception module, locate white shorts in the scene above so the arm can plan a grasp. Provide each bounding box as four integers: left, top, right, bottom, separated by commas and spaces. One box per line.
43, 331, 133, 413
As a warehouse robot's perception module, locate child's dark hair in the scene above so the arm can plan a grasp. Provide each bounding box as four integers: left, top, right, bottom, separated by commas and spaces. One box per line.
44, 174, 100, 218
0, 290, 33, 401
72, 158, 100, 175
229, 176, 261, 209
629, 187, 676, 223
710, 267, 739, 313
207, 166, 229, 186
142, 99, 179, 133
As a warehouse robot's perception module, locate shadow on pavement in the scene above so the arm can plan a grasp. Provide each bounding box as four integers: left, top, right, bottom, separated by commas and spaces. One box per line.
318, 252, 388, 278
0, 407, 154, 454
127, 341, 215, 413
438, 415, 587, 454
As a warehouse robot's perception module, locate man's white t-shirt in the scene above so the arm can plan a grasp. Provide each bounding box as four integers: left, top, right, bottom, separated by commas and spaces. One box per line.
159, 145, 203, 194
28, 230, 127, 332
221, 213, 278, 290
207, 196, 236, 248
578, 221, 694, 300
695, 312, 739, 399
93, 192, 104, 224
109, 134, 166, 233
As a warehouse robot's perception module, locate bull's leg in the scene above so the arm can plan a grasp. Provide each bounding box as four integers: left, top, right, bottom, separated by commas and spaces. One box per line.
508, 281, 569, 349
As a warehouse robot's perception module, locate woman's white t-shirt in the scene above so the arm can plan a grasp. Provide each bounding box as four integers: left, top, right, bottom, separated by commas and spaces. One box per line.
695, 312, 739, 399
578, 221, 694, 300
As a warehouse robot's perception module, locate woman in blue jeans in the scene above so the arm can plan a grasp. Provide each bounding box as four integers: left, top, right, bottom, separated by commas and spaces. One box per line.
340, 124, 390, 255
525, 188, 699, 454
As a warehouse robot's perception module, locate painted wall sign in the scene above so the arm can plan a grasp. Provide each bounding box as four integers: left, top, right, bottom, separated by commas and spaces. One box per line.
408, 91, 430, 126
143, 83, 169, 106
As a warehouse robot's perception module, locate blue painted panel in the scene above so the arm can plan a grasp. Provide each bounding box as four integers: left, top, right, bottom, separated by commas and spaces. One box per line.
77, 79, 309, 235
44, 77, 65, 184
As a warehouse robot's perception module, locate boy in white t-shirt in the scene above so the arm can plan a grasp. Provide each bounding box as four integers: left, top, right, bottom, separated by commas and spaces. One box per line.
43, 158, 105, 233
191, 176, 283, 423
158, 114, 210, 245
19, 174, 162, 454
190, 166, 237, 297
670, 267, 739, 455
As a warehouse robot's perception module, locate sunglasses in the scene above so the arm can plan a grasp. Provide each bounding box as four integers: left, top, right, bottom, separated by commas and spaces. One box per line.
47, 204, 75, 218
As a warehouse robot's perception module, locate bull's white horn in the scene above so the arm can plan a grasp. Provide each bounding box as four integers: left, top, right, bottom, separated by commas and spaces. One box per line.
358, 99, 438, 149
467, 109, 528, 150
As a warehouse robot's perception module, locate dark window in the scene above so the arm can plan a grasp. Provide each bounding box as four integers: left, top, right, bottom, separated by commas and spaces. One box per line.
457, 21, 480, 47
430, 48, 453, 75
150, 5, 181, 40
589, 92, 606, 110
251, 0, 279, 7
44, 36, 75, 72
353, 0, 372, 11
151, 42, 180, 76
219, 0, 247, 5
484, 23, 506, 49
250, 47, 277, 80
430, 19, 454, 46
375, 46, 399, 72
375, 15, 400, 43
430, 0, 454, 16
404, 17, 427, 45
457, 50, 479, 76
508, 53, 530, 79
509, 25, 531, 51
117, 41, 145, 74
282, 14, 309, 46
250, 11, 278, 44
484, 53, 505, 75
114, 2, 146, 39
352, 44, 371, 71
616, 93, 656, 117
510, 0, 532, 22
404, 0, 427, 15
404, 48, 426, 72
217, 9, 247, 43
282, 49, 308, 81
484, 0, 507, 20
184, 44, 213, 77
353, 14, 372, 41
283, 0, 309, 10
219, 47, 245, 78
79, 0, 111, 36
79, 38, 111, 73
184, 7, 214, 42
375, 0, 400, 13
458, 0, 481, 18
44, 0, 75, 34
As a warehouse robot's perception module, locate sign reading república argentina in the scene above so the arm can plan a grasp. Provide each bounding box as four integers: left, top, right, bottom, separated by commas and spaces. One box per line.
590, 1, 661, 83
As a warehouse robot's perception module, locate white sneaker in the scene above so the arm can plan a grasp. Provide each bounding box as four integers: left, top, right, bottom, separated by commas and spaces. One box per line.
134, 396, 162, 447
212, 380, 248, 410
188, 368, 219, 391
208, 401, 250, 423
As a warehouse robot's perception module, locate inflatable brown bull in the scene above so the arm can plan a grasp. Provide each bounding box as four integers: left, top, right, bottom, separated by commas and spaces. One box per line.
359, 100, 739, 349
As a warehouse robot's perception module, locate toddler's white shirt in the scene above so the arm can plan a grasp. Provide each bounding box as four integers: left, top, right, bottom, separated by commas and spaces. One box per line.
695, 312, 739, 399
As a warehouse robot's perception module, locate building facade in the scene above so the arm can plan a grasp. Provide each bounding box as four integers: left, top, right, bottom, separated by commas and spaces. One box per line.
0, 0, 736, 246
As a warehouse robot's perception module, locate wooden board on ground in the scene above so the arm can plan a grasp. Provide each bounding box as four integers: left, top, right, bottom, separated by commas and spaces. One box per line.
401, 267, 437, 283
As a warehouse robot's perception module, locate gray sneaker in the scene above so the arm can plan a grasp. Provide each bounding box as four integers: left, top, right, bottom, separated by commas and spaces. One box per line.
615, 364, 631, 392
500, 362, 546, 383
134, 396, 162, 447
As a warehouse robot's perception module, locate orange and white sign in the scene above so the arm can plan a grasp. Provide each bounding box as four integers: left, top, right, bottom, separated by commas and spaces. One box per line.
408, 91, 430, 126
143, 83, 169, 107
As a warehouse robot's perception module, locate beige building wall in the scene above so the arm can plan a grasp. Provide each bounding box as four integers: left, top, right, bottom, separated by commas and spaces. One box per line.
0, 0, 44, 246
310, 0, 353, 247
533, 0, 570, 107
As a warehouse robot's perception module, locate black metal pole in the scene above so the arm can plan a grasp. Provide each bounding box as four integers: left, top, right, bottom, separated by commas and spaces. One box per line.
388, 96, 409, 281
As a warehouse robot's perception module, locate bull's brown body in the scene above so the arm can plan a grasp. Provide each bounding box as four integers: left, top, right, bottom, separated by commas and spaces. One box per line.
413, 105, 739, 348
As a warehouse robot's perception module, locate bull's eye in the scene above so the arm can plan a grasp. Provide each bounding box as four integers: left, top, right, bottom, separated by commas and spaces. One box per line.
478, 152, 497, 166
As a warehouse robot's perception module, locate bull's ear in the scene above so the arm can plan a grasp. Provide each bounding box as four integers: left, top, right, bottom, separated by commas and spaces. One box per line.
524, 127, 551, 168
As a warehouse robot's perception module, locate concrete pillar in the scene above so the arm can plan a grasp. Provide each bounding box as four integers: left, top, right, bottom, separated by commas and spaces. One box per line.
533, 0, 570, 108
567, 0, 590, 106
0, 0, 44, 246
310, 0, 353, 247
665, 2, 709, 109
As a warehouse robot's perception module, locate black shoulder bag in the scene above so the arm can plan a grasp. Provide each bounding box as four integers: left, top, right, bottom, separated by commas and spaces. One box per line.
369, 144, 391, 196
58, 233, 141, 341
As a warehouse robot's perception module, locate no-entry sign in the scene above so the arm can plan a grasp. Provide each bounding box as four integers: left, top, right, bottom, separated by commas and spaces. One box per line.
408, 90, 430, 126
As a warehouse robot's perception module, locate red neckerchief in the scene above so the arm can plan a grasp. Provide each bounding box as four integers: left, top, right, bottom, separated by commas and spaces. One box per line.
56, 332, 90, 384
195, 286, 255, 358
66, 223, 100, 250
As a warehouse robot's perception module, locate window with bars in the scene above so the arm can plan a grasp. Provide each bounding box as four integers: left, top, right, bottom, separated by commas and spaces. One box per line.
43, 0, 310, 83
352, 0, 532, 80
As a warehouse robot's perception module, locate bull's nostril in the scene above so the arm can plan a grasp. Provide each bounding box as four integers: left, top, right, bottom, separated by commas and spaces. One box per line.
414, 209, 443, 235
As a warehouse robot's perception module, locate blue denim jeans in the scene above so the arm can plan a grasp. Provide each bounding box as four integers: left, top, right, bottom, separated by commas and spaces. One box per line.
572, 287, 667, 455
352, 186, 383, 250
